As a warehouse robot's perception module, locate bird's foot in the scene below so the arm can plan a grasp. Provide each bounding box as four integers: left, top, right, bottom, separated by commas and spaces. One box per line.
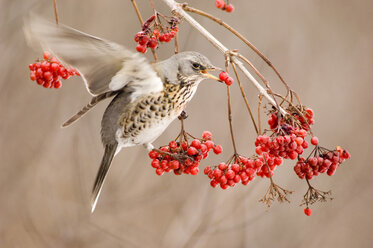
144, 143, 154, 152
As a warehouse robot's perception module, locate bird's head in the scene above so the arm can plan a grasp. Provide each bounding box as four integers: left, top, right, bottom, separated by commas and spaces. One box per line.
156, 51, 221, 85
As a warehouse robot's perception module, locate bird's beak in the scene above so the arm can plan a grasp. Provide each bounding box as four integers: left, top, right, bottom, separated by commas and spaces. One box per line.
201, 66, 223, 82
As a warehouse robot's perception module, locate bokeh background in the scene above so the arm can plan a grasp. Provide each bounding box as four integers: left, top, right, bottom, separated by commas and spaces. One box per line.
1, 0, 372, 247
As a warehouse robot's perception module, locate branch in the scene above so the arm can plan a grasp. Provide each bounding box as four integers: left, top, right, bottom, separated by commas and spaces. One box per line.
161, 0, 286, 116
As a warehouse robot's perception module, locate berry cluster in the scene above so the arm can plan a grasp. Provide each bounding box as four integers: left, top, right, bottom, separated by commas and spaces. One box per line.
215, 0, 234, 13
29, 52, 80, 89
294, 147, 351, 180
204, 153, 283, 189
255, 131, 307, 160
148, 131, 222, 176
134, 15, 179, 53
255, 153, 283, 178
205, 156, 256, 189
219, 71, 234, 86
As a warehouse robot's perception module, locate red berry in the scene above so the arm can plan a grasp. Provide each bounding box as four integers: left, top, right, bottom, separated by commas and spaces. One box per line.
204, 166, 212, 175
202, 131, 212, 140
213, 169, 223, 178
310, 136, 319, 146
213, 145, 223, 154
153, 29, 160, 37
147, 38, 158, 49
136, 44, 147, 53
225, 4, 234, 12
205, 140, 214, 149
138, 35, 149, 46
295, 137, 304, 146
219, 71, 229, 81
231, 163, 240, 173
210, 180, 219, 188
148, 150, 158, 159
30, 72, 36, 81
151, 159, 160, 168
304, 208, 312, 216
190, 167, 199, 175
169, 140, 178, 149
43, 51, 51, 60
43, 71, 53, 80
187, 147, 198, 156
305, 108, 314, 119
155, 168, 164, 176
215, 0, 225, 9
225, 169, 235, 180
218, 163, 227, 171
220, 183, 229, 190
169, 160, 180, 169
54, 80, 62, 89
225, 77, 234, 86
191, 139, 201, 149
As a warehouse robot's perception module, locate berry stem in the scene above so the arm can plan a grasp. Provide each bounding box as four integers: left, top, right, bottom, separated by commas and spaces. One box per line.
174, 31, 179, 54
53, 0, 59, 25
131, 0, 144, 24
225, 59, 238, 155
258, 94, 263, 135
231, 62, 259, 135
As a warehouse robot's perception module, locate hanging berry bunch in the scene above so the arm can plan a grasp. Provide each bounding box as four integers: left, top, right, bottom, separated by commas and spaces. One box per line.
205, 152, 283, 189
255, 107, 317, 160
28, 52, 80, 89
255, 103, 350, 215
215, 0, 234, 13
148, 113, 222, 176
134, 13, 180, 53
294, 146, 350, 180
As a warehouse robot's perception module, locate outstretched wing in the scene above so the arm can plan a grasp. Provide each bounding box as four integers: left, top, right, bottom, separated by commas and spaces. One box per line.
24, 16, 160, 96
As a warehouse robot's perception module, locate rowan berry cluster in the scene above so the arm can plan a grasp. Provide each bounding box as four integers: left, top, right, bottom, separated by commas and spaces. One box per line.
134, 14, 179, 53
255, 107, 316, 160
148, 131, 222, 176
28, 52, 80, 89
205, 152, 283, 189
294, 146, 351, 180
219, 71, 234, 86
205, 156, 256, 189
215, 0, 234, 13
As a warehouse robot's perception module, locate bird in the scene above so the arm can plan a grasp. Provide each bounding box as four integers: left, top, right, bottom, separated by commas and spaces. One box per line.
24, 17, 222, 212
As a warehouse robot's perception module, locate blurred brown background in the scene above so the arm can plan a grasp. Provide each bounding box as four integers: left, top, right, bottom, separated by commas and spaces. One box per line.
1, 0, 372, 247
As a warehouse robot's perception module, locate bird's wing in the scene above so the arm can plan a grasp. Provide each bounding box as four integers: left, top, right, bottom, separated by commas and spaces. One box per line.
24, 16, 161, 96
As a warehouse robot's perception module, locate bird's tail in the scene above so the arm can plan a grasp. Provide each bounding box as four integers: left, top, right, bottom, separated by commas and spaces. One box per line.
91, 143, 118, 213
62, 91, 118, 128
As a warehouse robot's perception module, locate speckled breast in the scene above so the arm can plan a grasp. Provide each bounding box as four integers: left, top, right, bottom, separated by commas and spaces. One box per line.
119, 83, 198, 145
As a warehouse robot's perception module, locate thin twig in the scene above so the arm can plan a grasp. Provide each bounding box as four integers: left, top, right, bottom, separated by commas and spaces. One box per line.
131, 0, 144, 23
231, 62, 258, 134
182, 4, 291, 95
53, 0, 59, 24
174, 31, 179, 54
258, 94, 263, 135
225, 57, 238, 154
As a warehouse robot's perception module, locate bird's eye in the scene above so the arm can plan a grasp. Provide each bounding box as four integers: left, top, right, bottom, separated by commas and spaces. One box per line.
192, 63, 200, 69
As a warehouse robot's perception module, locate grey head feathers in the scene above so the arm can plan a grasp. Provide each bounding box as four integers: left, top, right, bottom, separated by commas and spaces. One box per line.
154, 51, 218, 85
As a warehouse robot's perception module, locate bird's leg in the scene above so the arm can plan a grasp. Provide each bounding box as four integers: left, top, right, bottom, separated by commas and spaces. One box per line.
144, 143, 154, 151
